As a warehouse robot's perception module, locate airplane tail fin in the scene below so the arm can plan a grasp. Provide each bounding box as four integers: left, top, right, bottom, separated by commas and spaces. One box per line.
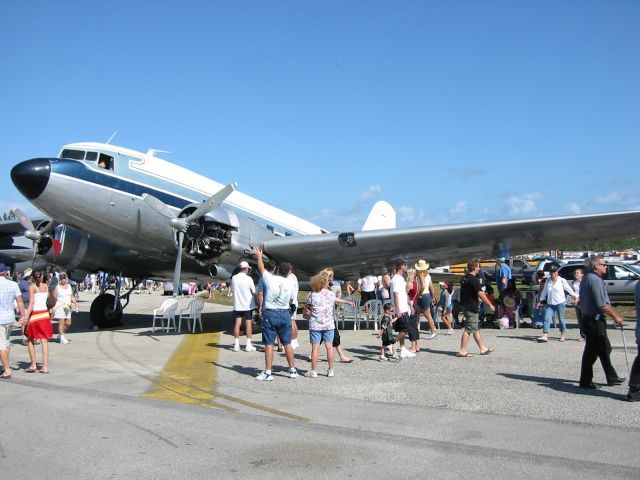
362, 201, 396, 231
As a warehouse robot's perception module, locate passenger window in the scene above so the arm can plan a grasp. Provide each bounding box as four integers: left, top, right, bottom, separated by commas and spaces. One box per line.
85, 151, 98, 161
610, 266, 634, 280
560, 267, 576, 280
266, 225, 275, 233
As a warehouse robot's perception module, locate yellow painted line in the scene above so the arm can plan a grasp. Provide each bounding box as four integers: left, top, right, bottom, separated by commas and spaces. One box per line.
140, 331, 310, 422
142, 332, 219, 404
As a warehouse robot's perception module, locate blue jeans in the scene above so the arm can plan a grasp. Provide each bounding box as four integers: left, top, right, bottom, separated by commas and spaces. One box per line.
543, 303, 566, 334
533, 306, 544, 327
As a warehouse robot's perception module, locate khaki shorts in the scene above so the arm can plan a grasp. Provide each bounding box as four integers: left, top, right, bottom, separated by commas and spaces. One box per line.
462, 310, 480, 334
0, 323, 13, 350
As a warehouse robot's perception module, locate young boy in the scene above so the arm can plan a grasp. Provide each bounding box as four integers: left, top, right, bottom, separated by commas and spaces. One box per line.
377, 303, 399, 361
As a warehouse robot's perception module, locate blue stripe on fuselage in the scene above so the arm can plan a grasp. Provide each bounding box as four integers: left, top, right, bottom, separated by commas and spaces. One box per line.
50, 158, 193, 210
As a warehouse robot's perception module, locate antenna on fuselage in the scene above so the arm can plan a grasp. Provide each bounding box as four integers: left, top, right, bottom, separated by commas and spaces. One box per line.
106, 131, 118, 144
107, 130, 118, 145
146, 148, 171, 157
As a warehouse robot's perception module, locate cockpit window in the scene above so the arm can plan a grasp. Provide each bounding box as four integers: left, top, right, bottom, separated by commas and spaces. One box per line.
60, 149, 86, 160
59, 149, 100, 162
98, 153, 114, 170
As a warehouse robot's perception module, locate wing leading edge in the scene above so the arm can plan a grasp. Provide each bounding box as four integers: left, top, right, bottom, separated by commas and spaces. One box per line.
262, 210, 640, 278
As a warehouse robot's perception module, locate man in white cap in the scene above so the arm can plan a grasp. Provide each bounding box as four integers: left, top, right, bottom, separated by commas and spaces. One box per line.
0, 263, 26, 378
231, 260, 256, 352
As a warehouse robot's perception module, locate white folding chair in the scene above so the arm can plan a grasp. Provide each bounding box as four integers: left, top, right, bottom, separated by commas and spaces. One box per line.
338, 295, 361, 330
358, 299, 382, 330
178, 298, 204, 333
152, 298, 178, 333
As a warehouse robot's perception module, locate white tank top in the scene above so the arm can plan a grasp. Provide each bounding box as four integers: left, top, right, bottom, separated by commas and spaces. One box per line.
419, 273, 432, 295
32, 291, 49, 311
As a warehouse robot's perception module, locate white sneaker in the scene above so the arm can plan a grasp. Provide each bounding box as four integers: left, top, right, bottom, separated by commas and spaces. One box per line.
427, 333, 438, 340
446, 329, 454, 335
288, 368, 299, 379
390, 354, 401, 361
304, 370, 318, 378
327, 369, 334, 378
400, 347, 416, 358
232, 344, 240, 352
59, 335, 69, 344
379, 356, 387, 362
244, 344, 256, 352
256, 371, 273, 381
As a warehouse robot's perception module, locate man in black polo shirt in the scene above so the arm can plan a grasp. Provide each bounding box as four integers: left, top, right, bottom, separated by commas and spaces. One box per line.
457, 260, 495, 357
578, 255, 625, 389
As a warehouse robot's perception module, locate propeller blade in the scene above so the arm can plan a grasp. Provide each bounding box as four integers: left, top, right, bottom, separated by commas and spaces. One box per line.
142, 193, 176, 221
185, 182, 237, 223
173, 231, 184, 298
31, 245, 37, 269
11, 207, 39, 240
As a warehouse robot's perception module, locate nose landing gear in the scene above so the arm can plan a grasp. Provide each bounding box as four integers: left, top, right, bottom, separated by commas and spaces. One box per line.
90, 293, 123, 328
89, 273, 133, 328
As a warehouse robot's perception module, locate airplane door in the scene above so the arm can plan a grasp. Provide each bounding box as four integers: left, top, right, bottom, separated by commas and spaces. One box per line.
109, 188, 136, 219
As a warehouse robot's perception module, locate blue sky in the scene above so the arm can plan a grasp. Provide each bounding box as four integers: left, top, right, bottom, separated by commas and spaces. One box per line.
1, 1, 638, 231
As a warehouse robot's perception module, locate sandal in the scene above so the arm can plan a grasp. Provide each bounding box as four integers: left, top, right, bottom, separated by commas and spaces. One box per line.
456, 352, 473, 357
480, 347, 494, 355
25, 367, 38, 373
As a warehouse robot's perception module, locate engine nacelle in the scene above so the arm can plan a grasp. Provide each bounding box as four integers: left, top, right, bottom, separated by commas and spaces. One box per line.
39, 225, 136, 280
176, 204, 278, 276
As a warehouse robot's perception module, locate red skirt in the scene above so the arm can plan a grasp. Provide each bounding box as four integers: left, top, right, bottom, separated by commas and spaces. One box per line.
26, 310, 54, 340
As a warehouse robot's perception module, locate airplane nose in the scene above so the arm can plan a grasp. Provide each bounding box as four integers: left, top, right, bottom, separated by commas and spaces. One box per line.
10, 158, 51, 200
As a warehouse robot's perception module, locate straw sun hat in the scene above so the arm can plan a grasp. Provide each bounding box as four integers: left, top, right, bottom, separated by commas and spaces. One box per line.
414, 260, 430, 271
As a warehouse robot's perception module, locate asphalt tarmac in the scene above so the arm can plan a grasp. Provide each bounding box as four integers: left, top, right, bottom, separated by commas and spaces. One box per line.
2, 291, 638, 479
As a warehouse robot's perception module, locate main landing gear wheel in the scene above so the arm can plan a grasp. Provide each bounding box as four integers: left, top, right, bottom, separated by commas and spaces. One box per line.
90, 293, 123, 328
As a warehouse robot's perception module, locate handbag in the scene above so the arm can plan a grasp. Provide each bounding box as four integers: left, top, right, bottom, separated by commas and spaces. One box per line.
302, 302, 313, 320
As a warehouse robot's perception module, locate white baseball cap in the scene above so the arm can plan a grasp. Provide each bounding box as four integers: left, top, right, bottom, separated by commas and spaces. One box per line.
239, 261, 250, 269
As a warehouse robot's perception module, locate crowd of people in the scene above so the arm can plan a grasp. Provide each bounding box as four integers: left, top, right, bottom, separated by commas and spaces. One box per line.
1, 253, 638, 402
223, 253, 639, 402
0, 265, 79, 377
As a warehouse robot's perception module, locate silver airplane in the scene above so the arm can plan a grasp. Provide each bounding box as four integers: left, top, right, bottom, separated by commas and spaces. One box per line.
8, 141, 640, 327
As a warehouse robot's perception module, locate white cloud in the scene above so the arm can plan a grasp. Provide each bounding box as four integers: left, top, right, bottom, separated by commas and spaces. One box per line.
449, 201, 468, 216
567, 202, 581, 215
596, 192, 621, 204
396, 206, 427, 224
507, 193, 541, 216
358, 184, 382, 201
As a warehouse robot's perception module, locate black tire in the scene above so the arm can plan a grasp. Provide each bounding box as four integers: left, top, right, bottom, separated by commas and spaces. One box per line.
90, 293, 123, 328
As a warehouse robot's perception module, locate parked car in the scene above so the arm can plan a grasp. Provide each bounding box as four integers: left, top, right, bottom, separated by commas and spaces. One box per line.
557, 261, 640, 302
451, 258, 534, 283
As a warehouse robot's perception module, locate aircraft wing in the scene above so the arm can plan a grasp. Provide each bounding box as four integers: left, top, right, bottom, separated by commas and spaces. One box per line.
262, 210, 640, 278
